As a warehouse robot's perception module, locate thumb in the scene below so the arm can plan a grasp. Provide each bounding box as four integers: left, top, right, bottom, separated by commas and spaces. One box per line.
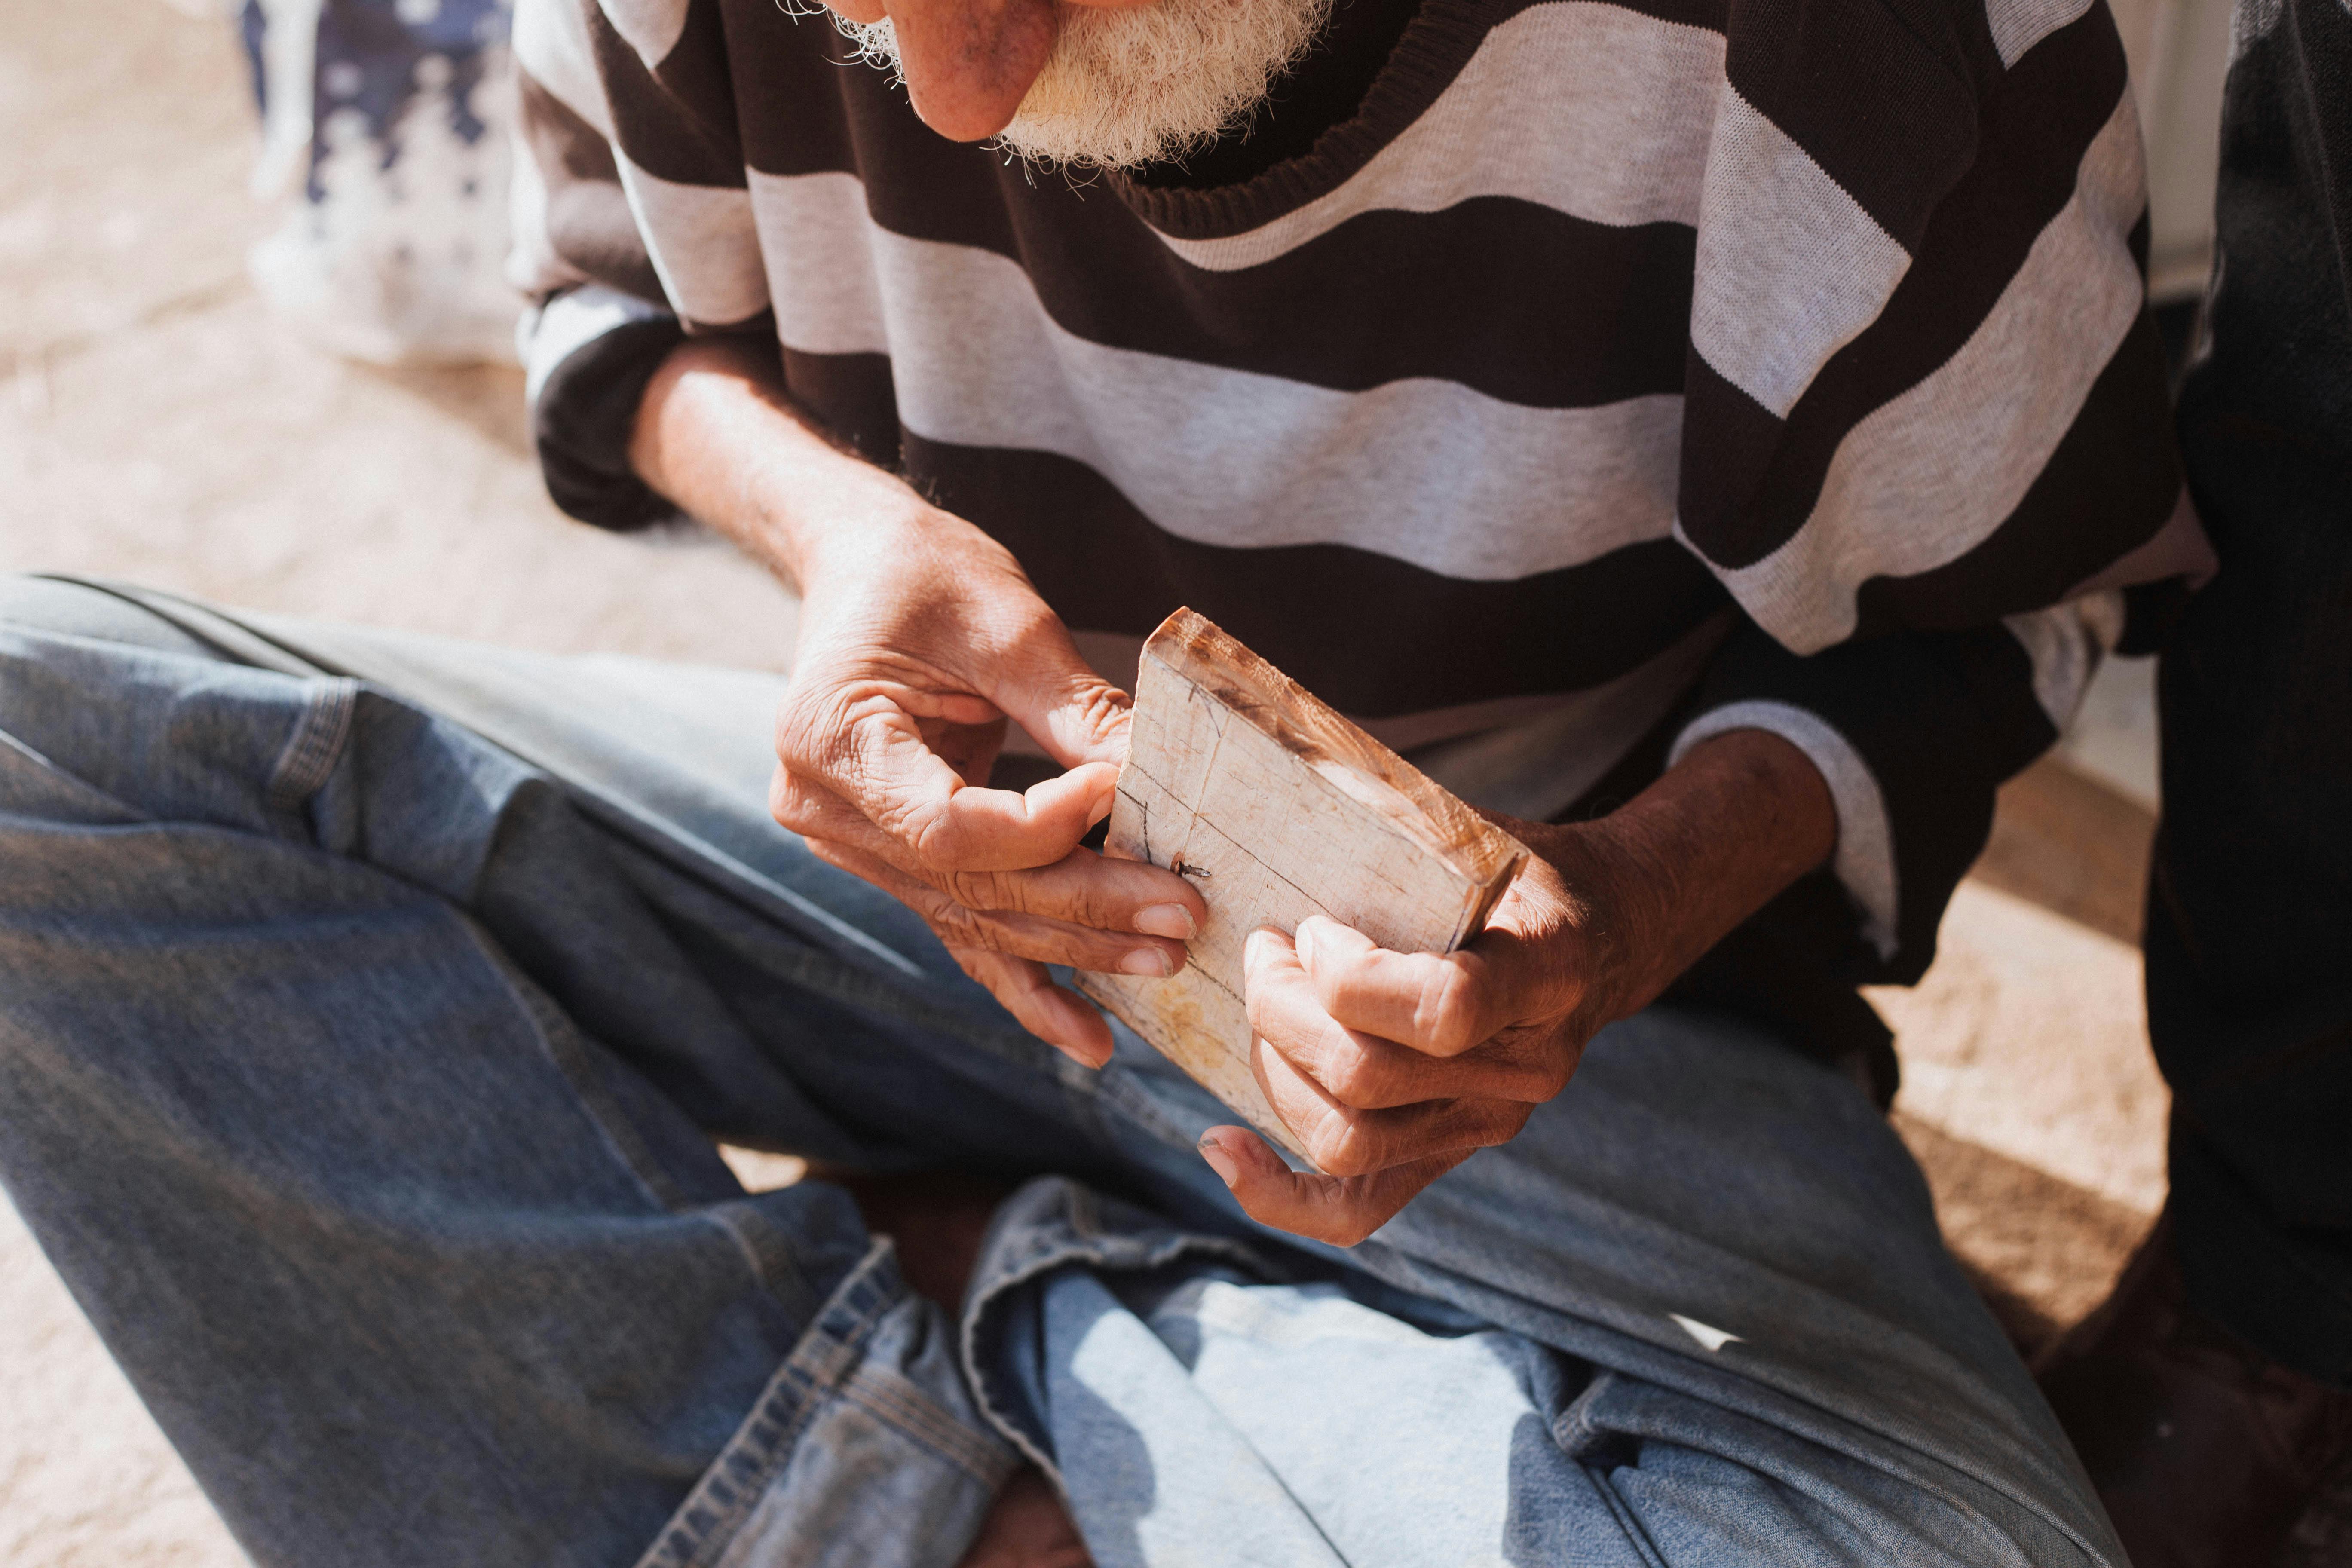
989, 620, 1133, 772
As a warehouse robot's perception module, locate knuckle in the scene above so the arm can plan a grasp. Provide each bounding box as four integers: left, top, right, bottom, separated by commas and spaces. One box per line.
770, 779, 830, 839
1066, 682, 1130, 743
924, 900, 995, 950
1308, 1118, 1382, 1179
1312, 943, 1378, 1007
1418, 967, 1487, 1056
775, 683, 858, 772
1320, 1055, 1371, 1107
1039, 873, 1112, 931
1336, 943, 1386, 990
872, 790, 949, 861
1003, 603, 1063, 649
1321, 1040, 1391, 1109
770, 695, 818, 769
1470, 1101, 1531, 1147
767, 769, 799, 830
1487, 1068, 1553, 1105
944, 867, 1014, 912
1491, 1034, 1573, 1101
1072, 881, 1123, 930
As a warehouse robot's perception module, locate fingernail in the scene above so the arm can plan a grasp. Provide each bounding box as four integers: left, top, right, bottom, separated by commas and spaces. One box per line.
1197, 1136, 1240, 1188
1293, 919, 1317, 971
1134, 903, 1196, 939
1119, 947, 1176, 977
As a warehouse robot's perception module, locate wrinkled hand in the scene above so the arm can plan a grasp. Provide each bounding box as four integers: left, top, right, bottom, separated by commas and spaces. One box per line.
1198, 828, 1635, 1246
770, 508, 1204, 1064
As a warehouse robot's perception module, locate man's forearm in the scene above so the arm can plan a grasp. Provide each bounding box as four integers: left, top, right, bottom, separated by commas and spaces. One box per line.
627, 337, 933, 591
1536, 728, 1838, 1024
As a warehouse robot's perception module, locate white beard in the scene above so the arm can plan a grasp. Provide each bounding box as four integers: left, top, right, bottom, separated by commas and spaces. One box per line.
836, 0, 1334, 170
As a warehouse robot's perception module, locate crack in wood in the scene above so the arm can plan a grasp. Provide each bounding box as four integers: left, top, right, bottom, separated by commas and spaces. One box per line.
1073, 609, 1529, 1169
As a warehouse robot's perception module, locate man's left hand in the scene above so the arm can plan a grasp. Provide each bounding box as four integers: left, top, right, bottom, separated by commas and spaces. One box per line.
1194, 728, 1839, 1247
1197, 827, 1628, 1246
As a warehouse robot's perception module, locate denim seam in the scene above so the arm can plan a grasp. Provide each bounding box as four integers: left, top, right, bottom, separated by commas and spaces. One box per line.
703, 1199, 824, 1326
639, 1240, 913, 1568
263, 677, 358, 812
644, 1241, 1011, 1568
1597, 1378, 2026, 1555
0, 725, 152, 823
1552, 1369, 1621, 1459
1555, 1374, 1675, 1563
35, 575, 330, 679
840, 1361, 1018, 1484
1583, 1464, 1671, 1568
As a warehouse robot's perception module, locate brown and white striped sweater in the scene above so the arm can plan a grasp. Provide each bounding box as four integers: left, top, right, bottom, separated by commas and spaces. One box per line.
507, 0, 2207, 1006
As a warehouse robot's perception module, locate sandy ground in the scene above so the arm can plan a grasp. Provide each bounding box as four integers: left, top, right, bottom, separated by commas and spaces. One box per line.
2, 0, 2337, 1562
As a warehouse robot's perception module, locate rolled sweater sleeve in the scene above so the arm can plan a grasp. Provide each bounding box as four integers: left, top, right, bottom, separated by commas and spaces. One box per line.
506, 0, 752, 529
1668, 595, 2121, 982
519, 285, 684, 530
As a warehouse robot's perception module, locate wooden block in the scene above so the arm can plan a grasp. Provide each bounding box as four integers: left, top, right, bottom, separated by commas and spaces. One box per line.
1074, 609, 1530, 1165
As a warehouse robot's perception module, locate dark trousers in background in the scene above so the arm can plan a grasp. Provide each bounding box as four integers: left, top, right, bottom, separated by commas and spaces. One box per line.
2153, 0, 2352, 1387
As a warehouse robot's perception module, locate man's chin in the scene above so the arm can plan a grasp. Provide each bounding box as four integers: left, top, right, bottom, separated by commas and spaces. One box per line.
989, 108, 1232, 172
840, 0, 1329, 173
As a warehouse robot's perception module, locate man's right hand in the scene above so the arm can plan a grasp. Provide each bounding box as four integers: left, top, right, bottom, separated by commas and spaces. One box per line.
629, 337, 1204, 1067
770, 505, 1207, 1064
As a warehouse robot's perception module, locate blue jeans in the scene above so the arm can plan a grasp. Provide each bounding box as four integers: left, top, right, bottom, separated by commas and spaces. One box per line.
0, 575, 2119, 1568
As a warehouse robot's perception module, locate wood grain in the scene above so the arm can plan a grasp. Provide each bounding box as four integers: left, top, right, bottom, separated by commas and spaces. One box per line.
1075, 609, 1529, 1164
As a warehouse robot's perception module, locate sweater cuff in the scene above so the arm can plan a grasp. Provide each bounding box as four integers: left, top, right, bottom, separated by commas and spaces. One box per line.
521, 284, 687, 530
1669, 621, 2068, 983
1669, 701, 1900, 961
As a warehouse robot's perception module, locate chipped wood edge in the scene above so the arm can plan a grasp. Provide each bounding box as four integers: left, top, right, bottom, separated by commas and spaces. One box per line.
1144, 608, 1533, 889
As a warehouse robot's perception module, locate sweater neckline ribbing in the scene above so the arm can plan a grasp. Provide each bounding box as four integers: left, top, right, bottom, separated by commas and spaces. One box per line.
1104, 0, 1513, 240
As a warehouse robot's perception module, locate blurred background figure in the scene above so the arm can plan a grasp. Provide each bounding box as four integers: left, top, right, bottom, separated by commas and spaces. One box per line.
238, 0, 520, 364
2040, 0, 2352, 1558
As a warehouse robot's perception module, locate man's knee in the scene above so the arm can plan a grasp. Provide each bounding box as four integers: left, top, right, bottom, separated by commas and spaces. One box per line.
0, 577, 318, 841
0, 576, 224, 661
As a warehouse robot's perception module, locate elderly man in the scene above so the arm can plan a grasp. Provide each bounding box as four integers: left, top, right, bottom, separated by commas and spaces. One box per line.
0, 0, 2210, 1561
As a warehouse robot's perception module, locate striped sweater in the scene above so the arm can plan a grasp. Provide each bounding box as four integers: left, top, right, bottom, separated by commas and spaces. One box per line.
508, 0, 2208, 1003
